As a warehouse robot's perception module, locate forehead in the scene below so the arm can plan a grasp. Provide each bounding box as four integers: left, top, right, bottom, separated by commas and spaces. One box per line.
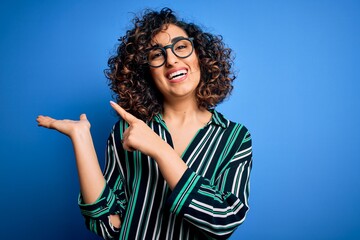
151, 24, 188, 45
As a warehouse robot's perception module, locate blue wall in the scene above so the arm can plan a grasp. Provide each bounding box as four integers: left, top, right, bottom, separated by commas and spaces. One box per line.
1, 0, 359, 239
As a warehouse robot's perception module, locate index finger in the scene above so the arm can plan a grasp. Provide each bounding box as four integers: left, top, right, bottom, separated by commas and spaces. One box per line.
110, 101, 138, 124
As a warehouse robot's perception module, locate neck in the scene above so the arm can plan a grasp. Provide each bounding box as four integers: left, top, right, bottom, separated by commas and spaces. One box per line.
162, 98, 210, 126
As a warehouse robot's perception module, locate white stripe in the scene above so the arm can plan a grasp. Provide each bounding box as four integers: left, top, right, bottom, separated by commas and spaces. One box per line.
215, 146, 251, 182
166, 213, 176, 240
184, 214, 242, 234
142, 156, 158, 238
135, 155, 152, 239
173, 174, 198, 211
104, 140, 114, 179
230, 151, 252, 163
187, 125, 214, 167
235, 146, 252, 156
202, 128, 226, 175
111, 130, 128, 199
107, 215, 120, 232
189, 203, 244, 218
152, 181, 168, 240
243, 161, 251, 207
191, 198, 242, 213
112, 133, 125, 182
100, 220, 112, 239
231, 162, 245, 193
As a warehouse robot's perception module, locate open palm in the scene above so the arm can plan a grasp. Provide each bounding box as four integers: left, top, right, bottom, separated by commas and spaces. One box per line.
36, 114, 90, 138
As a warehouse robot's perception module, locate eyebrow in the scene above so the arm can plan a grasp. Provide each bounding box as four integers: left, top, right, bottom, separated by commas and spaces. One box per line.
170, 36, 185, 43
151, 36, 187, 48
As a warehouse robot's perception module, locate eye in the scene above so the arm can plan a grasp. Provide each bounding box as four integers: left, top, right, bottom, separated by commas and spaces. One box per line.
176, 45, 187, 51
174, 40, 191, 52
149, 49, 164, 60
175, 44, 188, 51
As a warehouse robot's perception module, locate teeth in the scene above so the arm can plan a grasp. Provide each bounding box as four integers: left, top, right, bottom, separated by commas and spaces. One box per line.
169, 70, 187, 79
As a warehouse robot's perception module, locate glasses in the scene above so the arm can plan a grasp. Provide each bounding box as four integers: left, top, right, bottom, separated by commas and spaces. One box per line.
147, 37, 194, 68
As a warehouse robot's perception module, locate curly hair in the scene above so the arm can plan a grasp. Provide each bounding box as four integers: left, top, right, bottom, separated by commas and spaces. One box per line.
105, 7, 235, 121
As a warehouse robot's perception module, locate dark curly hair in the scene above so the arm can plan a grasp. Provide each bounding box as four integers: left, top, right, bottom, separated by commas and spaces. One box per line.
105, 7, 235, 121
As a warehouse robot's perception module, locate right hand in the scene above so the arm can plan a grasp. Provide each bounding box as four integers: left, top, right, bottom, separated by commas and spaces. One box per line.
110, 101, 165, 157
36, 114, 91, 138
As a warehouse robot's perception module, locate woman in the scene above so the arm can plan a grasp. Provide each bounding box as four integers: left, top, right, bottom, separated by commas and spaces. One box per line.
37, 8, 252, 240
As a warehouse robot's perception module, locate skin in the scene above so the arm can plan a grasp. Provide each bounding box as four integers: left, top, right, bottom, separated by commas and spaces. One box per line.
150, 24, 201, 105
150, 24, 212, 156
36, 24, 212, 229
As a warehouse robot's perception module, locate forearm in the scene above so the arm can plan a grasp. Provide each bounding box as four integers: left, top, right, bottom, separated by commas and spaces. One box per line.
152, 140, 188, 190
37, 114, 122, 230
109, 101, 187, 190
71, 129, 121, 229
166, 160, 252, 239
71, 128, 105, 204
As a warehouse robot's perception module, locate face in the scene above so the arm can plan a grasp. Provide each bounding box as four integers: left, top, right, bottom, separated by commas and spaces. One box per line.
149, 24, 201, 103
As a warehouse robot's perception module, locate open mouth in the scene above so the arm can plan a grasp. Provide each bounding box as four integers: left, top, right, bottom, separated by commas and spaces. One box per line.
168, 70, 187, 80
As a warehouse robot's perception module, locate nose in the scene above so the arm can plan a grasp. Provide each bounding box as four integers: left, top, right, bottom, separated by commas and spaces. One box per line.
165, 48, 178, 67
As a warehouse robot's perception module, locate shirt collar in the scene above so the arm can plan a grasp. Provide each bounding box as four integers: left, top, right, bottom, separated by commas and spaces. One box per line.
153, 109, 228, 129
208, 109, 228, 128
153, 114, 165, 125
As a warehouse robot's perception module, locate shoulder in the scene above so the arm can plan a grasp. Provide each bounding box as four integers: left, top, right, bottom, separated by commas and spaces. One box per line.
210, 111, 252, 166
217, 112, 253, 163
212, 110, 252, 151
213, 110, 251, 136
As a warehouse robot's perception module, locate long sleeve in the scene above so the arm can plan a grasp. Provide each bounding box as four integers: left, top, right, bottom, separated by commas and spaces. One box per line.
78, 122, 128, 239
77, 111, 252, 239
166, 128, 252, 239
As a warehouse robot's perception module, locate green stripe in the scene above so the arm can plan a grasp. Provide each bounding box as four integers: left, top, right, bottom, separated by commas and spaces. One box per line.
187, 214, 240, 230
120, 151, 142, 239
211, 124, 242, 182
191, 201, 240, 215
139, 155, 156, 237
221, 169, 229, 192
198, 126, 221, 172
171, 172, 196, 212
186, 126, 214, 167
79, 111, 252, 239
127, 151, 142, 239
176, 175, 200, 215
181, 128, 201, 158
217, 145, 252, 177
89, 218, 97, 233
198, 190, 224, 203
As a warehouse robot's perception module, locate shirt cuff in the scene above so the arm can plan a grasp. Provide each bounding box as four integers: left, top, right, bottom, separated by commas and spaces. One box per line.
166, 168, 203, 217
78, 184, 119, 219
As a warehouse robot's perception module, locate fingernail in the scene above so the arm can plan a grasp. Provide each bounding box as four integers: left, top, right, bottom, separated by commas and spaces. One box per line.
110, 100, 116, 105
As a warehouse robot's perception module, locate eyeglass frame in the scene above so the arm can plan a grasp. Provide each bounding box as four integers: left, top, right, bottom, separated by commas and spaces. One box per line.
146, 37, 195, 68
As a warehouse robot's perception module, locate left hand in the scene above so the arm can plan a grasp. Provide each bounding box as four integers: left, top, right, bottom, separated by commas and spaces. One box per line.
110, 101, 165, 156
36, 114, 91, 139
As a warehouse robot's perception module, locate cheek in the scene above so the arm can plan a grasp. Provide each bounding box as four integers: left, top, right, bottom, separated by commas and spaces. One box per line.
149, 68, 157, 79
149, 69, 164, 87
190, 56, 201, 71
189, 57, 201, 78
149, 69, 164, 90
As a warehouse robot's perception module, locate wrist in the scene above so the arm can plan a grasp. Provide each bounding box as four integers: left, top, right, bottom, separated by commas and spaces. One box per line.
70, 126, 91, 142
151, 139, 176, 160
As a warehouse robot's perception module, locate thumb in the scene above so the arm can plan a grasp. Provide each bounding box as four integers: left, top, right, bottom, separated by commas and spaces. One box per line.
80, 114, 87, 120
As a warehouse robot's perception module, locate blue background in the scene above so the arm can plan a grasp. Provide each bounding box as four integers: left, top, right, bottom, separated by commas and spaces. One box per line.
1, 0, 359, 239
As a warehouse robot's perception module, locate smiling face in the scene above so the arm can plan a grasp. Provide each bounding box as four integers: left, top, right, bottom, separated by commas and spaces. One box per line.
149, 24, 201, 104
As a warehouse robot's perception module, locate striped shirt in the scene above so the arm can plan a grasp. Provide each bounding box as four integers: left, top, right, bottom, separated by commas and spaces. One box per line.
78, 110, 252, 239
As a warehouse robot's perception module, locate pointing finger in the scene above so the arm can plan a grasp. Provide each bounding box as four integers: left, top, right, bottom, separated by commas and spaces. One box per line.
110, 101, 137, 124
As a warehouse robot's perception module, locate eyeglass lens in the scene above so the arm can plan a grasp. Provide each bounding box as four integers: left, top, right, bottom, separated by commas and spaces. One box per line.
148, 38, 193, 67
